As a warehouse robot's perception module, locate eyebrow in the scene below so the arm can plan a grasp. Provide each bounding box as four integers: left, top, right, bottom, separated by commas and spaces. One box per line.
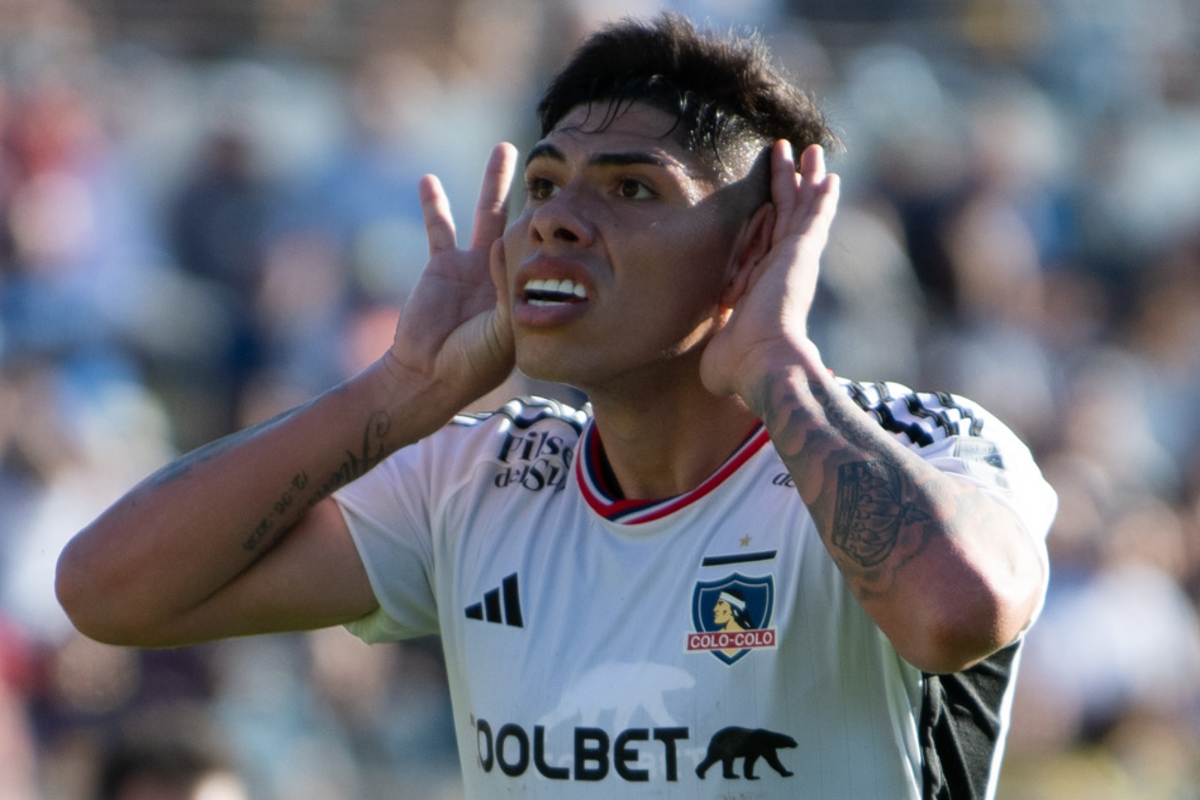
525, 142, 675, 171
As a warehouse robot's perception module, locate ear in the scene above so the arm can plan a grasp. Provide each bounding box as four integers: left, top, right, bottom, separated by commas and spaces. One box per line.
719, 201, 775, 309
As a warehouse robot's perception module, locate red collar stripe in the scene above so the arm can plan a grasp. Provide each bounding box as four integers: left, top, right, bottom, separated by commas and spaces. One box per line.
575, 422, 770, 524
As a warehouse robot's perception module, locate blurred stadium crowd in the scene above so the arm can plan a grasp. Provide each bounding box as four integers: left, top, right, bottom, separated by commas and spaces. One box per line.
0, 0, 1198, 797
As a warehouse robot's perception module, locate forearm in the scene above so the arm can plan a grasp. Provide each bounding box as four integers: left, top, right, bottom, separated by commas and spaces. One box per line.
56, 356, 455, 643
747, 346, 1044, 673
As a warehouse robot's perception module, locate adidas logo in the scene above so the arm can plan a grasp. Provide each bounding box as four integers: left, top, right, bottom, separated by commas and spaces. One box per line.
465, 572, 524, 628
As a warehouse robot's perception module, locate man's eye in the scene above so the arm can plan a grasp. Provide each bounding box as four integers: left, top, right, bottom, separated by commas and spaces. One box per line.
527, 178, 557, 200
617, 179, 654, 200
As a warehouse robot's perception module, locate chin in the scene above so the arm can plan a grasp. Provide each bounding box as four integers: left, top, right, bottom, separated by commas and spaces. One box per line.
514, 341, 566, 379
514, 343, 607, 396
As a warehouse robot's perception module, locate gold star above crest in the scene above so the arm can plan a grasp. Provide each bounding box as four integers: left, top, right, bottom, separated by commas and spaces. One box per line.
739, 535, 752, 548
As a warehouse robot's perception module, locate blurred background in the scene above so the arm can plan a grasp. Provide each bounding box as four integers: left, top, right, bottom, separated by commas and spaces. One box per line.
0, 0, 1198, 797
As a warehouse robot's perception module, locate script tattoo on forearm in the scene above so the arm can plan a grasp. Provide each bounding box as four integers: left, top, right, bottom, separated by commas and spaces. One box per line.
243, 410, 393, 551
831, 461, 931, 567
243, 470, 310, 551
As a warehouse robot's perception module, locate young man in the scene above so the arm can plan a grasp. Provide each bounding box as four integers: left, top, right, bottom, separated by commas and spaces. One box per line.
56, 15, 1056, 799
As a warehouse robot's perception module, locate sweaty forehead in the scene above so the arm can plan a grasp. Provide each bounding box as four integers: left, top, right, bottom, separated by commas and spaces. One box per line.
536, 101, 715, 180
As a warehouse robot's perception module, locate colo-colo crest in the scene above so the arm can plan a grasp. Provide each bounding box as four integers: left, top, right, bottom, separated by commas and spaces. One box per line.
687, 573, 776, 665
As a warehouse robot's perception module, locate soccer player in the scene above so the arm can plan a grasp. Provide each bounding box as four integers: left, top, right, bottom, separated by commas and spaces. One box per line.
57, 15, 1056, 799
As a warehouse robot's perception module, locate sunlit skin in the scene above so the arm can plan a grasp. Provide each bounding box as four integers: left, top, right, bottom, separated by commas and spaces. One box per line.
502, 103, 752, 399
494, 102, 779, 500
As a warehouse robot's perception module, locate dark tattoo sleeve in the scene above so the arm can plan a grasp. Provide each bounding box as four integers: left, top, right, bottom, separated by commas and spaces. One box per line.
755, 372, 943, 598
832, 461, 932, 567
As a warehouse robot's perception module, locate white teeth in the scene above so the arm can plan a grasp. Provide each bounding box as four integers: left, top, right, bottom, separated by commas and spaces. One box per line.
525, 278, 587, 304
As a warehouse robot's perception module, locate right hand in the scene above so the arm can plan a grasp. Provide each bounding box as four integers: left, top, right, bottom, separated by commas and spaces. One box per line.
386, 143, 519, 407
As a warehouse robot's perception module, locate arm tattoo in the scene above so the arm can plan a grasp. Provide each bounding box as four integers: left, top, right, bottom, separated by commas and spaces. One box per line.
243, 410, 393, 551
756, 372, 939, 593
832, 461, 931, 567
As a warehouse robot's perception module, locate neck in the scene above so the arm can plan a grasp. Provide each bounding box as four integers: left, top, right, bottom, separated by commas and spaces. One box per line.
586, 384, 762, 501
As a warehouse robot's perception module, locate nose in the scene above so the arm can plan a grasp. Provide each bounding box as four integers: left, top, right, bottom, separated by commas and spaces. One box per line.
528, 186, 594, 247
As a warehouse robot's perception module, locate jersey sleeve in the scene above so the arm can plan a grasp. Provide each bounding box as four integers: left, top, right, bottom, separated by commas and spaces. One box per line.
840, 379, 1058, 566
334, 396, 590, 644
334, 435, 441, 643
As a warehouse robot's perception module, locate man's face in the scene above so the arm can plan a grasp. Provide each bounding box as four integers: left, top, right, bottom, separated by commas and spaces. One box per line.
502, 101, 749, 393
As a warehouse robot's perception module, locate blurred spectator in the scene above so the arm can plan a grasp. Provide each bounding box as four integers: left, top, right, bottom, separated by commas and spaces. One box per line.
167, 125, 272, 443
94, 703, 248, 800
0, 615, 37, 800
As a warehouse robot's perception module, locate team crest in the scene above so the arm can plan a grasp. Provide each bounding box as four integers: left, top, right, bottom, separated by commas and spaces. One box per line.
687, 573, 777, 665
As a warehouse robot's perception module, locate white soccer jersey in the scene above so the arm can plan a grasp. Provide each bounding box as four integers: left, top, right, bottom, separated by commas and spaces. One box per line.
336, 380, 1056, 800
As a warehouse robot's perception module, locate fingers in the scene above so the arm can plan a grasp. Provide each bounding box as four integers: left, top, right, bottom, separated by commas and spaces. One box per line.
419, 173, 457, 256
797, 140, 827, 187
471, 142, 518, 250
770, 141, 840, 245
769, 141, 798, 245
799, 145, 840, 244
420, 143, 518, 257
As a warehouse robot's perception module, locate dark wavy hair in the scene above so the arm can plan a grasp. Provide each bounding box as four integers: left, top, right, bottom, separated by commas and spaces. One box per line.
537, 14, 838, 185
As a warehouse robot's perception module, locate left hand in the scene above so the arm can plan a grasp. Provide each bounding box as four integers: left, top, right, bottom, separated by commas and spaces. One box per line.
700, 141, 840, 406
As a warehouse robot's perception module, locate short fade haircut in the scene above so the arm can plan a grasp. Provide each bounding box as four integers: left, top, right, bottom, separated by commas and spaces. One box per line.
537, 14, 838, 186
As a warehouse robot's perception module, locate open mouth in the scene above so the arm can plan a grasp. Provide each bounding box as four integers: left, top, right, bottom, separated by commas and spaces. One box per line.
523, 278, 588, 306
